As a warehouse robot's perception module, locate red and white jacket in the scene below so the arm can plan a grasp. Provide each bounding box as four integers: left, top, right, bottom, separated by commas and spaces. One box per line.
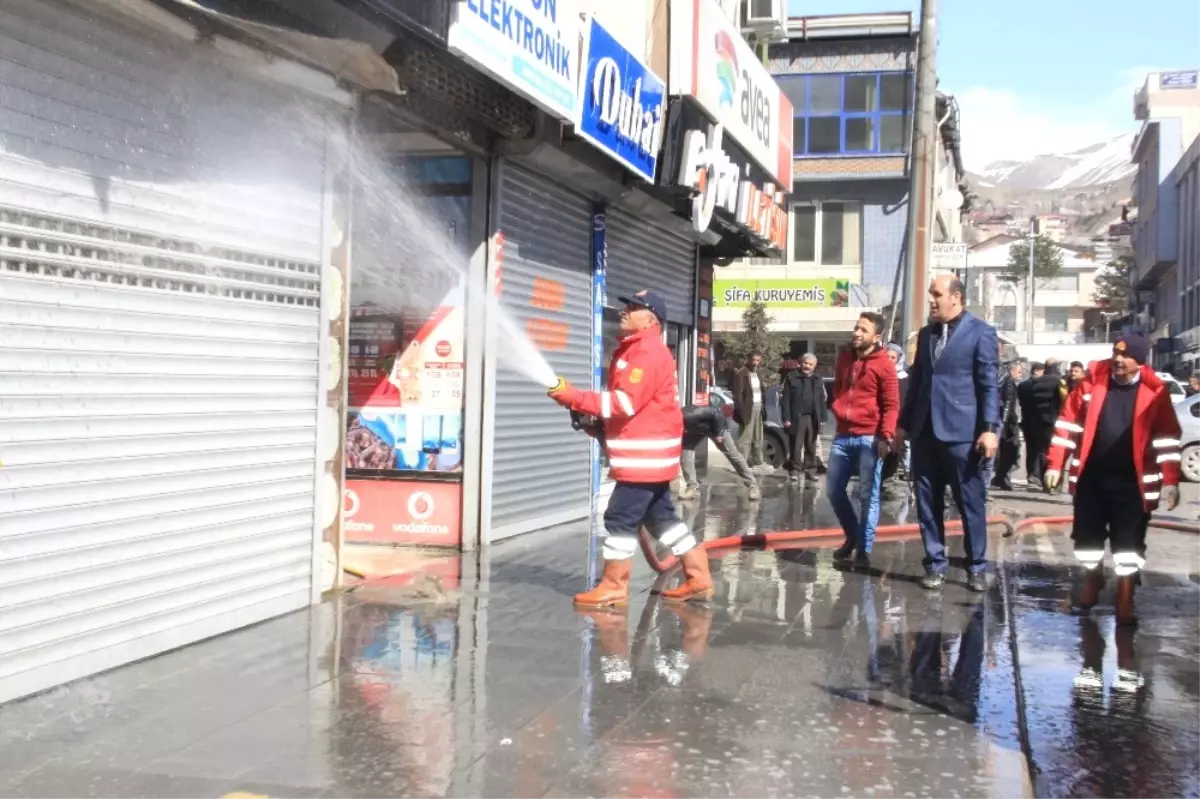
1047, 362, 1182, 511
566, 327, 682, 483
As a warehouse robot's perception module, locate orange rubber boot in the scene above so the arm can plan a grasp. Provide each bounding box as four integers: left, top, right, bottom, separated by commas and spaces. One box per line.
574, 559, 632, 608
661, 548, 714, 603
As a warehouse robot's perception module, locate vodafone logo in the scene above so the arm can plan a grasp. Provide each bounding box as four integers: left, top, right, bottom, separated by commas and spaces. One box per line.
407, 491, 435, 520
342, 489, 375, 533
435, 340, 451, 357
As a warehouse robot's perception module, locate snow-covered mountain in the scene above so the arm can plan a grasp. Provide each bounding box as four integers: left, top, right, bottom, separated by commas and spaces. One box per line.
970, 134, 1136, 192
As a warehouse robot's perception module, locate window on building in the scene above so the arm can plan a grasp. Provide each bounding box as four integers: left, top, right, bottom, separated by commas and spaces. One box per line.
1037, 274, 1079, 292
993, 307, 1018, 331
1042, 308, 1070, 332
790, 201, 861, 266
778, 72, 913, 157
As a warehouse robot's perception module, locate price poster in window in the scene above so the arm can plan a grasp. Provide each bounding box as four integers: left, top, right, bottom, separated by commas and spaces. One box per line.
389, 303, 464, 412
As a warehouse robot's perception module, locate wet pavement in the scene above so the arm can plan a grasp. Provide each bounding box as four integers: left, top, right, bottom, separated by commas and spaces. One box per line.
0, 465, 1196, 798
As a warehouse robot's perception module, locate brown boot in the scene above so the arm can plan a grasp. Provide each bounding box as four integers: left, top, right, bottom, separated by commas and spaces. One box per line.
574, 559, 632, 608
1114, 576, 1137, 625
1073, 568, 1106, 610
668, 603, 715, 658
661, 548, 714, 603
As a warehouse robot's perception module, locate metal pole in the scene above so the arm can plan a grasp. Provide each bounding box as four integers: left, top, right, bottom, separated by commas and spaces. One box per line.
1027, 218, 1036, 344
901, 0, 937, 340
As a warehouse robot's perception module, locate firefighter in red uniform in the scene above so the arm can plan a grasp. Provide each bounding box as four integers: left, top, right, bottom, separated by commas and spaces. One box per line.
549, 290, 713, 607
1045, 332, 1182, 624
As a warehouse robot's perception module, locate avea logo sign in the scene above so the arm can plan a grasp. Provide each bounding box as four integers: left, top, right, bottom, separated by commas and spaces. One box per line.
577, 19, 666, 183
714, 30, 739, 109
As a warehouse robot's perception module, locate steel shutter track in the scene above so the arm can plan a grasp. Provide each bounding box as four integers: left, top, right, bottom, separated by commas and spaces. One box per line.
491, 163, 592, 536
606, 209, 696, 326
0, 0, 325, 702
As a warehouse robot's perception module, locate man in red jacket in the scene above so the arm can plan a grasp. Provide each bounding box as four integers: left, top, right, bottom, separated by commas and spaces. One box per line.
827, 312, 899, 566
1045, 332, 1182, 623
549, 290, 712, 607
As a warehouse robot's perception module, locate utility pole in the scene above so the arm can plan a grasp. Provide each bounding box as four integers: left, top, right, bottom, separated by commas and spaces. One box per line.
1026, 216, 1037, 344
901, 0, 937, 342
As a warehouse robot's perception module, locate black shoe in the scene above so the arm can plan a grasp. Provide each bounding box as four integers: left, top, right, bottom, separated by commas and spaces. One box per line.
833, 540, 855, 561
920, 572, 945, 590
854, 551, 871, 569
967, 573, 989, 592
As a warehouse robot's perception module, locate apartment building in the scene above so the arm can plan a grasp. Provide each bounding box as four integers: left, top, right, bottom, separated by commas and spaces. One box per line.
711, 11, 967, 376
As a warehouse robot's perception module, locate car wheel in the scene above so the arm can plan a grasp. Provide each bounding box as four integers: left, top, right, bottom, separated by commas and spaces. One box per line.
763, 429, 789, 469
1182, 444, 1200, 483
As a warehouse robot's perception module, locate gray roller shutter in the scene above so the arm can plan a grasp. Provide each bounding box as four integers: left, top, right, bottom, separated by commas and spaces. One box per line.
489, 163, 592, 539
606, 208, 696, 326
0, 0, 331, 702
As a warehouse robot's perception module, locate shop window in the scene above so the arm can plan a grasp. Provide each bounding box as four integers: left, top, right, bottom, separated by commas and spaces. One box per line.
993, 307, 1018, 331
780, 72, 914, 157
1042, 308, 1070, 332
813, 341, 840, 377
1037, 274, 1079, 292
345, 155, 472, 477
790, 201, 862, 266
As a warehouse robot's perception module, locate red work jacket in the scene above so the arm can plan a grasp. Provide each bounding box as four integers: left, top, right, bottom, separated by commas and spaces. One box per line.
567, 327, 683, 483
1047, 362, 1182, 511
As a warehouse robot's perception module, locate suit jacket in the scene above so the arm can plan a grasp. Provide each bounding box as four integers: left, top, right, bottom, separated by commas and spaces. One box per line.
898, 312, 1000, 443
732, 366, 760, 426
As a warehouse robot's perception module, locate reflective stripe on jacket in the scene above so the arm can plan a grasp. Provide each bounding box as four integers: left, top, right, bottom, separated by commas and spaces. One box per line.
1047, 362, 1183, 511
567, 327, 683, 483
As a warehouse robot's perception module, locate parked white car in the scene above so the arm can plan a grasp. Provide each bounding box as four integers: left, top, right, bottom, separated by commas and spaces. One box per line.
1177, 394, 1200, 483
1157, 372, 1188, 404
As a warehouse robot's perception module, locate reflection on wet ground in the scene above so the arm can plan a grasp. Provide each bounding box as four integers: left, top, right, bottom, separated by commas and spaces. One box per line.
0, 472, 1196, 798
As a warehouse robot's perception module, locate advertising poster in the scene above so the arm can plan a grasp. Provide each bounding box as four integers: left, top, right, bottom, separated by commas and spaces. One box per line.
343, 478, 463, 547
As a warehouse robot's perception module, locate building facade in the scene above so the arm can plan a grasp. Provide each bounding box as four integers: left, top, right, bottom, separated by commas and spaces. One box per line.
711, 12, 967, 376
966, 235, 1102, 345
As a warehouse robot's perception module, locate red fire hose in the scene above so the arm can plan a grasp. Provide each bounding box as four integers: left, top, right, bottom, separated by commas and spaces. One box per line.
638, 516, 1015, 574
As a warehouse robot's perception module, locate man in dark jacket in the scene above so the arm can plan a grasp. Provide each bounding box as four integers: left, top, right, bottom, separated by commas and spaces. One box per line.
992, 361, 1023, 491
781, 353, 827, 483
1017, 361, 1063, 489
678, 404, 761, 500
732, 352, 765, 467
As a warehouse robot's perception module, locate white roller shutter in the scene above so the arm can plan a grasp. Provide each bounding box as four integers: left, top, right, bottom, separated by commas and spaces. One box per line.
606, 208, 697, 326
489, 163, 593, 539
0, 0, 332, 702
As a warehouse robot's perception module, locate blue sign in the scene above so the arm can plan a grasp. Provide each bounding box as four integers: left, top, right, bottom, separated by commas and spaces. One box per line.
576, 19, 666, 183
1160, 70, 1199, 90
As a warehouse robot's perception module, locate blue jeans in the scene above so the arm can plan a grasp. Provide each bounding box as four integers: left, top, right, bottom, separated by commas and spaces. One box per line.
827, 434, 884, 552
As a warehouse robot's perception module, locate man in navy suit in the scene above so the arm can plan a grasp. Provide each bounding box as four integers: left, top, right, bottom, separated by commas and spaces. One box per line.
896, 274, 1000, 592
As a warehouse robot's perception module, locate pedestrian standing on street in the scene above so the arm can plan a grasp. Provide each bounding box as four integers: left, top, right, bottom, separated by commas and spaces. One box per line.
828, 312, 899, 567
677, 403, 761, 501
991, 361, 1023, 491
896, 275, 999, 592
1044, 333, 1182, 624
1067, 360, 1087, 393
781, 353, 827, 484
1017, 361, 1062, 490
881, 343, 911, 487
549, 290, 712, 607
1186, 375, 1199, 397
732, 352, 766, 467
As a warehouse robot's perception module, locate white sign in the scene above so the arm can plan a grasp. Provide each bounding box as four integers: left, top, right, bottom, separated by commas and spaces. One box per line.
677, 123, 787, 250
679, 0, 793, 187
447, 0, 579, 121
931, 242, 968, 271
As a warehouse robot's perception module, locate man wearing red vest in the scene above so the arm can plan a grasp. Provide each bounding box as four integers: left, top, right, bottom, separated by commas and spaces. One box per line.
549, 291, 713, 607
1045, 332, 1182, 623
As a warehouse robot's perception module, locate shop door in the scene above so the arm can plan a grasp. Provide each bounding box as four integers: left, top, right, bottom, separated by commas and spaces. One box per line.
606, 208, 696, 326
0, 0, 332, 702
487, 163, 593, 539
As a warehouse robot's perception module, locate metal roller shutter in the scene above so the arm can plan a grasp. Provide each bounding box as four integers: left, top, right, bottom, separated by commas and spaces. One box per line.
0, 0, 330, 702
490, 163, 593, 538
606, 208, 697, 326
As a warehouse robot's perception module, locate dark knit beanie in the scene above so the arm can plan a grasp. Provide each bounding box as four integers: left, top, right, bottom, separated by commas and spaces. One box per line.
1114, 331, 1149, 365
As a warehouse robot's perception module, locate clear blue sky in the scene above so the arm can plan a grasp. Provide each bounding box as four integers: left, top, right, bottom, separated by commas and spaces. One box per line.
787, 0, 1200, 168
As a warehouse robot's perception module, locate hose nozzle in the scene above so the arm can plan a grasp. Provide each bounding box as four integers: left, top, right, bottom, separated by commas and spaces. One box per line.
549, 376, 567, 394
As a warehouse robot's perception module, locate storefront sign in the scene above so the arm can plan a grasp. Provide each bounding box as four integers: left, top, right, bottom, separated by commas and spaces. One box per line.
577, 18, 665, 183
447, 0, 578, 121
673, 0, 793, 186
677, 122, 787, 250
714, 278, 853, 308
1160, 70, 1198, 89
344, 478, 462, 547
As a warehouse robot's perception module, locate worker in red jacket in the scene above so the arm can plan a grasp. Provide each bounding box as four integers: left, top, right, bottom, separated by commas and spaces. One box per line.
549, 290, 712, 607
1045, 332, 1182, 623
